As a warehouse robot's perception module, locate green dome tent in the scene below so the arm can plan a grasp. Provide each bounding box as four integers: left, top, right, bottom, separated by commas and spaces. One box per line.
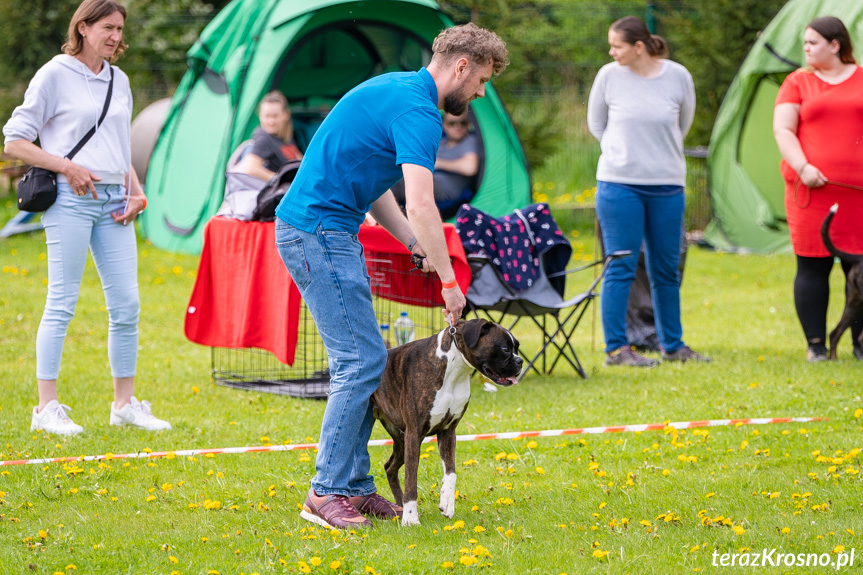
141, 0, 530, 254
704, 0, 863, 253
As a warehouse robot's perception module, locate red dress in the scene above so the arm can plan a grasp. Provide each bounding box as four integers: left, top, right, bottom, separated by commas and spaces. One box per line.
776, 67, 863, 257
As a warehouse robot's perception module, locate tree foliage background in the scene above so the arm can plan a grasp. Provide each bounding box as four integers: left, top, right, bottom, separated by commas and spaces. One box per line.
0, 0, 787, 168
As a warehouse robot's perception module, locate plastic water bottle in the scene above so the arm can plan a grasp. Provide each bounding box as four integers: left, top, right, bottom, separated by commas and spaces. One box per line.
380, 323, 391, 348
393, 311, 415, 346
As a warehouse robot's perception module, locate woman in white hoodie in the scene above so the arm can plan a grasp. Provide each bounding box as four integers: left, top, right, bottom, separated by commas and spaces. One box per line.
3, 0, 170, 434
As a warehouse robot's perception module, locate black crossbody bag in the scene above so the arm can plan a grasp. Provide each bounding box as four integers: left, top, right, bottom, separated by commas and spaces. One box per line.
17, 68, 114, 212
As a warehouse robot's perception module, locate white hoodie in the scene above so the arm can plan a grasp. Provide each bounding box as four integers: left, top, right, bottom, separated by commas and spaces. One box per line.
3, 54, 132, 185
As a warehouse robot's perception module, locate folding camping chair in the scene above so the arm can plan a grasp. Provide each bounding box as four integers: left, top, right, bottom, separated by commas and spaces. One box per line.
465, 249, 631, 380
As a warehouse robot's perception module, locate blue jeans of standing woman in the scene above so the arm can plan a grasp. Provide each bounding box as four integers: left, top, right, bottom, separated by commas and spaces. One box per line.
37, 182, 139, 380
275, 219, 386, 497
595, 181, 685, 354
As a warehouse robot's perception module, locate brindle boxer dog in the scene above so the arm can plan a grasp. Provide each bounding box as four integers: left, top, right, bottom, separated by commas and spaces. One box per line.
821, 204, 863, 359
371, 318, 523, 526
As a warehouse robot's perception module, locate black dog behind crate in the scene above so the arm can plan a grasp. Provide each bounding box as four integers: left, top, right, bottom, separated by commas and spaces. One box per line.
211, 256, 448, 398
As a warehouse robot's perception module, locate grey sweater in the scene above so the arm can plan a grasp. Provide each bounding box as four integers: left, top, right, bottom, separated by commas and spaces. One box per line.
587, 60, 695, 187
3, 55, 132, 185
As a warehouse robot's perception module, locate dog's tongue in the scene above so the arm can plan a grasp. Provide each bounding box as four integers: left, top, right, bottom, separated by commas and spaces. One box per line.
498, 375, 519, 385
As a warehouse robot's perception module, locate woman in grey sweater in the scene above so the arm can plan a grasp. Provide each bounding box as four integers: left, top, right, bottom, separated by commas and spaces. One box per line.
587, 15, 708, 367
3, 0, 170, 433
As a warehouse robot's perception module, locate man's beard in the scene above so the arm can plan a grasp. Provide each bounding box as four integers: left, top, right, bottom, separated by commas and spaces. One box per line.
443, 88, 471, 116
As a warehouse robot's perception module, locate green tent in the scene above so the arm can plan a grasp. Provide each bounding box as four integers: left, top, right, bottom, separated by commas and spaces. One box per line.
704, 0, 863, 253
141, 0, 530, 254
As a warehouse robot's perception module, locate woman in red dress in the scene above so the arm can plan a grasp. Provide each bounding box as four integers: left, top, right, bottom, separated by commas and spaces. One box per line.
773, 16, 863, 362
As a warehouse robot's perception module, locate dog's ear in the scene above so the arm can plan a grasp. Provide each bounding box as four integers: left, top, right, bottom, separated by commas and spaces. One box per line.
460, 318, 491, 349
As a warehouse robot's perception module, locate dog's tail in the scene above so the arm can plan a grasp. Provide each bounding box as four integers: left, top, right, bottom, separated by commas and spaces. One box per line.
821, 204, 859, 262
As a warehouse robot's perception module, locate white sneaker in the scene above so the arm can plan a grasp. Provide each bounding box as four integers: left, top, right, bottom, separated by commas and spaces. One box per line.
31, 400, 84, 435
110, 396, 171, 430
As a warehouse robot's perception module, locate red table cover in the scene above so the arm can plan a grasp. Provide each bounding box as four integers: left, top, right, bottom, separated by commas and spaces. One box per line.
185, 217, 301, 365
185, 218, 470, 366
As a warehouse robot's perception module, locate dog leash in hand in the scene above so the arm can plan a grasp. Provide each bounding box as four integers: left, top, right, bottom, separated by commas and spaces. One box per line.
410, 253, 426, 272
794, 176, 863, 208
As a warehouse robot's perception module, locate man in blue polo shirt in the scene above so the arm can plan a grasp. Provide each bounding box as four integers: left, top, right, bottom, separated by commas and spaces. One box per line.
274, 23, 508, 529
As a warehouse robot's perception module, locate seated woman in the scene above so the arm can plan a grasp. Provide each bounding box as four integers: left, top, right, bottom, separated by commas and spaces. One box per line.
219, 91, 303, 220
234, 91, 303, 181
390, 111, 481, 219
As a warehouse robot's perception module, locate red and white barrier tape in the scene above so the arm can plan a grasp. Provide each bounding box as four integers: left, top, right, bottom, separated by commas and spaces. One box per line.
0, 417, 826, 467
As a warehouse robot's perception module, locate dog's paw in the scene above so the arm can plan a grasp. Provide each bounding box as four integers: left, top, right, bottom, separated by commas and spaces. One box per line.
438, 499, 455, 518
439, 472, 456, 518
401, 501, 420, 526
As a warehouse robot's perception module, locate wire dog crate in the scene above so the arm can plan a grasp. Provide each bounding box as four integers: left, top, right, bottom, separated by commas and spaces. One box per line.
212, 255, 448, 398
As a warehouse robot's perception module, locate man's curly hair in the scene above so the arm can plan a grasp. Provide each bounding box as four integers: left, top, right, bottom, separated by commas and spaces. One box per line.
432, 23, 509, 75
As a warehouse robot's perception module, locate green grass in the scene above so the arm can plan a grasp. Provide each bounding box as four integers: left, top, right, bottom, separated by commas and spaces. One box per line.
1, 199, 862, 575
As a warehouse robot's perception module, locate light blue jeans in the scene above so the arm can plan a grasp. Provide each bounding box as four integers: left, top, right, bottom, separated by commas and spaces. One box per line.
37, 182, 139, 380
595, 181, 685, 354
275, 219, 386, 497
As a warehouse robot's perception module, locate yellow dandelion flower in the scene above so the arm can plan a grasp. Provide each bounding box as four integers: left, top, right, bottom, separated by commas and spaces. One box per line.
592, 549, 609, 559
472, 545, 490, 557
329, 560, 341, 570
662, 469, 670, 476
847, 529, 856, 536
38, 530, 48, 539
854, 408, 862, 418
441, 561, 454, 568
474, 525, 485, 533
781, 528, 790, 534
453, 520, 465, 529
169, 556, 179, 564
733, 526, 746, 535
192, 386, 200, 394
459, 556, 478, 566
536, 467, 545, 475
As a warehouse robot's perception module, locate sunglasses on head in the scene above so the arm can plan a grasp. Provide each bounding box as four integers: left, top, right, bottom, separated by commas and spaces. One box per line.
445, 120, 469, 127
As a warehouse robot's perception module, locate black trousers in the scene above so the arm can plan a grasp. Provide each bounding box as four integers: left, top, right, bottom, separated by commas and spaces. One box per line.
794, 255, 862, 347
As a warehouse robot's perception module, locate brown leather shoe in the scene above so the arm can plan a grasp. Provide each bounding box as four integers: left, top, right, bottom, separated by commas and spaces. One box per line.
350, 492, 403, 520
300, 489, 372, 529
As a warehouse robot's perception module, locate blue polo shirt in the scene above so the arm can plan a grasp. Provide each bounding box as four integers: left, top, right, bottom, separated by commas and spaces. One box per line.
275, 68, 442, 233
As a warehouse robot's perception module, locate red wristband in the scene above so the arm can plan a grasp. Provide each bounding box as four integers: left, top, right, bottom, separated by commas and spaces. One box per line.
140, 196, 147, 211
441, 279, 458, 290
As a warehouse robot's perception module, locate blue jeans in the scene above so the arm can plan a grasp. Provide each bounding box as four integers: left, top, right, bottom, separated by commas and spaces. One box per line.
275, 219, 386, 497
595, 181, 685, 353
37, 182, 139, 380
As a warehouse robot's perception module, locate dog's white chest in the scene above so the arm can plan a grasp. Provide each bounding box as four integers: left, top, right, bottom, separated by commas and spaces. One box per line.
428, 332, 472, 430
